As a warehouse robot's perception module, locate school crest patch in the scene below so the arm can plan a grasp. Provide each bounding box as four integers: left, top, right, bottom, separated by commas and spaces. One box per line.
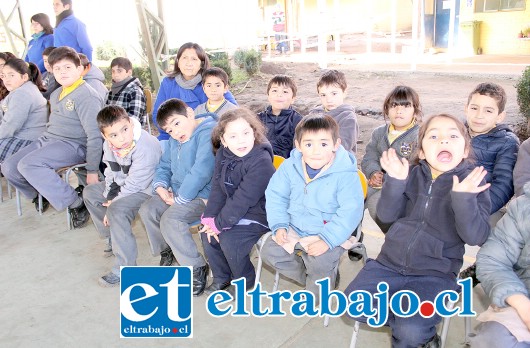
65, 99, 75, 111
1, 103, 7, 113
400, 142, 413, 157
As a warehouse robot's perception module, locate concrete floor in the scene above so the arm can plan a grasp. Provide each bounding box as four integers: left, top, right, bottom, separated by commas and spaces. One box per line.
0, 178, 489, 348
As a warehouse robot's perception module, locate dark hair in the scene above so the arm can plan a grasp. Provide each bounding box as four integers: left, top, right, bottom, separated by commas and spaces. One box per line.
414, 113, 472, 165
110, 57, 132, 71
157, 98, 189, 128
97, 105, 130, 133
467, 82, 507, 113
48, 46, 81, 67
295, 114, 340, 145
267, 74, 297, 97
30, 13, 53, 35
42, 46, 56, 56
211, 108, 267, 152
317, 69, 347, 92
78, 53, 89, 68
383, 85, 423, 123
0, 52, 16, 62
202, 67, 229, 87
168, 42, 209, 79
60, 0, 72, 7
3, 59, 45, 92
0, 52, 16, 100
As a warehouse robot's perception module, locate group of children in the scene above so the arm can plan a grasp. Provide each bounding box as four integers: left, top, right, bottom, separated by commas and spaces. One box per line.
1, 42, 529, 347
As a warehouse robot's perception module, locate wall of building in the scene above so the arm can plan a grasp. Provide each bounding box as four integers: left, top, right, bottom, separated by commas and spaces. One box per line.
459, 0, 530, 55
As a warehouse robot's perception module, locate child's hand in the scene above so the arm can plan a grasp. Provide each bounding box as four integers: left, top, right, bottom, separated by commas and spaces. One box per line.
199, 224, 219, 243
307, 239, 330, 257
87, 173, 99, 185
156, 187, 174, 205
102, 200, 112, 207
368, 171, 384, 188
452, 166, 491, 193
380, 149, 409, 180
274, 228, 288, 246
103, 214, 109, 227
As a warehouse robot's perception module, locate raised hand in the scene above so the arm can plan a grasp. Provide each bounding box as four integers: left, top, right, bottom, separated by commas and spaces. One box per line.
380, 148, 409, 180
452, 166, 491, 193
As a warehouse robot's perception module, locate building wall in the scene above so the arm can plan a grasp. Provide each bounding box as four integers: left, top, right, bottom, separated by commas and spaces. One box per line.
459, 0, 530, 55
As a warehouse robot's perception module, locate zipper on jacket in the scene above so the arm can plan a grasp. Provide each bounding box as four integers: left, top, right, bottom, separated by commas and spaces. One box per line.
403, 179, 434, 272
177, 142, 181, 160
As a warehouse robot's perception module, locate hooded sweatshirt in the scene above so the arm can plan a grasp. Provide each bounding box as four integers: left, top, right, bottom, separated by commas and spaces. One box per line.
83, 65, 108, 101
312, 104, 359, 154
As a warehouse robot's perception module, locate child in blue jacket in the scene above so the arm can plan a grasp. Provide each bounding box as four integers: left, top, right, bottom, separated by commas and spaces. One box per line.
139, 98, 216, 296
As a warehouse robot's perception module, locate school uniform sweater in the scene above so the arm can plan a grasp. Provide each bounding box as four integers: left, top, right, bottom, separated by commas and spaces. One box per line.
376, 160, 491, 280
0, 81, 47, 140
203, 142, 275, 231
312, 104, 359, 154
257, 106, 303, 159
46, 82, 104, 173
194, 99, 237, 116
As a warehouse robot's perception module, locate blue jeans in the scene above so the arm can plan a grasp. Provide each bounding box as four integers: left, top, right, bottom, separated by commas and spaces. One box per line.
344, 259, 457, 348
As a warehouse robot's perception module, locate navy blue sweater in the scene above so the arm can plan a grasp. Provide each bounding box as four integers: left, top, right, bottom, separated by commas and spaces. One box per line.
203, 142, 275, 231
470, 124, 519, 214
376, 160, 491, 279
257, 106, 303, 159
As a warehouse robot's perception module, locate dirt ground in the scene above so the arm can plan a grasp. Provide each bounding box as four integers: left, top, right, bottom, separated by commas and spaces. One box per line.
232, 60, 523, 160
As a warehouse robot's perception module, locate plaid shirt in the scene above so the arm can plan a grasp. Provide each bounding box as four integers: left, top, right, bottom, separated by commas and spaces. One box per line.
106, 77, 147, 124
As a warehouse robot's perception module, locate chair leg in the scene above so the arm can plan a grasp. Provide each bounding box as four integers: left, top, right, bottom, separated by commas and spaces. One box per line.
7, 181, 12, 198
254, 232, 272, 291
273, 271, 280, 292
15, 188, 22, 216
464, 316, 472, 345
38, 194, 43, 215
350, 321, 360, 348
0, 176, 3, 203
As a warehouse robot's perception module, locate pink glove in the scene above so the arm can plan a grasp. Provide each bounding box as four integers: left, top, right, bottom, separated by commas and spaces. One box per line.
201, 216, 221, 235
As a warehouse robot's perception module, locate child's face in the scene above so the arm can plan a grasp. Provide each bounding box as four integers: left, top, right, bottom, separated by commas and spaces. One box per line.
111, 66, 132, 83
296, 129, 340, 170
221, 118, 255, 157
43, 55, 52, 73
268, 83, 295, 115
318, 84, 346, 111
419, 116, 469, 177
177, 48, 201, 81
163, 113, 196, 143
388, 100, 415, 131
203, 75, 228, 103
1, 65, 29, 92
52, 58, 83, 87
102, 118, 134, 149
465, 93, 505, 136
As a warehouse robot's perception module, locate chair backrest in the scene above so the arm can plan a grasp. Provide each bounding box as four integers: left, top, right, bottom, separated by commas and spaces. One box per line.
273, 155, 285, 169
357, 169, 368, 199
144, 88, 153, 115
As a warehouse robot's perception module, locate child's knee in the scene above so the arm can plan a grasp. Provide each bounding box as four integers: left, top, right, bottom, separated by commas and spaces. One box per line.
392, 319, 436, 347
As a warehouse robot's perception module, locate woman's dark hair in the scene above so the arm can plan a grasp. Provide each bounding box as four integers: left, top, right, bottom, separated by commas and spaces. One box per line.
30, 13, 54, 35
4, 59, 45, 92
168, 42, 210, 79
211, 108, 267, 152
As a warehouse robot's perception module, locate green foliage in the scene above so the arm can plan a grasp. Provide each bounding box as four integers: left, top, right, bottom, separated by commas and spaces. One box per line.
233, 49, 246, 69
96, 41, 125, 61
208, 50, 232, 84
516, 66, 530, 120
243, 49, 262, 76
99, 65, 154, 91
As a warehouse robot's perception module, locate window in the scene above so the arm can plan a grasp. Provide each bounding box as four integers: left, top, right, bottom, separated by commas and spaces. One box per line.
476, 0, 526, 12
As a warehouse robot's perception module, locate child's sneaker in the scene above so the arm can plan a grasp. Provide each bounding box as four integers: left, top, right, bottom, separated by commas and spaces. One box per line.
159, 247, 174, 266
32, 196, 49, 213
70, 202, 90, 229
98, 272, 120, 287
459, 263, 480, 287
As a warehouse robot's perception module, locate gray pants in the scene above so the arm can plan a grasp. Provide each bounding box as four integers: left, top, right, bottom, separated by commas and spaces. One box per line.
83, 182, 150, 275
1, 137, 86, 211
261, 237, 344, 296
471, 321, 530, 348
139, 195, 207, 268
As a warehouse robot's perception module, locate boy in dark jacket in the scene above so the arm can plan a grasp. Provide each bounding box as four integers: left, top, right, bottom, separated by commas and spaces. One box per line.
257, 75, 302, 159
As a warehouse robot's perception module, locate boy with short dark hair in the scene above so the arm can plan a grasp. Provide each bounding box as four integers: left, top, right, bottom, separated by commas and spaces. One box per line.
1, 46, 104, 227
194, 67, 237, 116
311, 69, 359, 154
139, 98, 217, 296
41, 46, 60, 100
261, 114, 364, 298
78, 53, 108, 101
83, 105, 161, 287
106, 57, 147, 125
257, 74, 302, 158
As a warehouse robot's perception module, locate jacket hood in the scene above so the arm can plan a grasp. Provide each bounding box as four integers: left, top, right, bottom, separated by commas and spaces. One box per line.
84, 65, 105, 82
289, 145, 357, 176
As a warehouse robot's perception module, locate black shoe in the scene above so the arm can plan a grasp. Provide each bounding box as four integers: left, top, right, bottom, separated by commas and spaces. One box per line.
32, 196, 49, 213
74, 185, 84, 196
159, 247, 174, 266
421, 334, 441, 348
193, 264, 209, 296
204, 280, 231, 295
348, 231, 364, 261
459, 263, 480, 287
334, 270, 340, 290
70, 202, 90, 229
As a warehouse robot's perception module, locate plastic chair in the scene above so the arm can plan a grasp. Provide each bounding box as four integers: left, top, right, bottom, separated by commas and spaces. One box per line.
144, 88, 153, 135
58, 163, 88, 230
273, 155, 285, 169
0, 175, 13, 203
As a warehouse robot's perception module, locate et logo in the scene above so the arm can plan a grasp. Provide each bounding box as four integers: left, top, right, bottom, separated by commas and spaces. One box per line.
120, 266, 193, 338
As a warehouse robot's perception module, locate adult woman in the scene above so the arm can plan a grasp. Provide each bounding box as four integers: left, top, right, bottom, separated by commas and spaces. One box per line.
25, 13, 54, 73
152, 42, 237, 144
0, 59, 47, 163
